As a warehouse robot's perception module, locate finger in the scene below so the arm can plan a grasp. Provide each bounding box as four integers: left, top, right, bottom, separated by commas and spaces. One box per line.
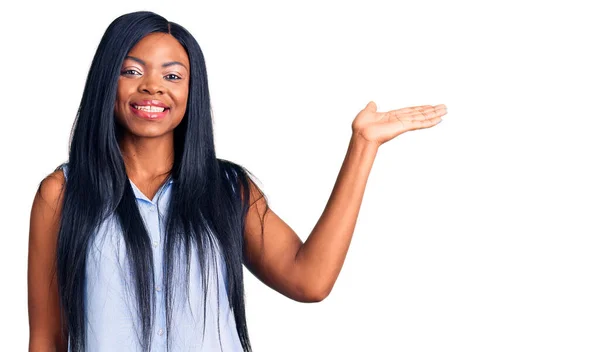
435, 104, 447, 112
364, 101, 377, 112
387, 114, 439, 136
433, 104, 448, 116
389, 110, 430, 123
406, 115, 443, 130
388, 104, 446, 116
409, 107, 445, 120
419, 104, 447, 112
393, 105, 433, 114
387, 104, 447, 124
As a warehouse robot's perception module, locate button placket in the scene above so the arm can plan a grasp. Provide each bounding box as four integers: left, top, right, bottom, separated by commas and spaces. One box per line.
151, 200, 167, 344
148, 202, 160, 249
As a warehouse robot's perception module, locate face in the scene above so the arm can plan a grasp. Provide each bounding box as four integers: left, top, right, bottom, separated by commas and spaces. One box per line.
114, 32, 190, 138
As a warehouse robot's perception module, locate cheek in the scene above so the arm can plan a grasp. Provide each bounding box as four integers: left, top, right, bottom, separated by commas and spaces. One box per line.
114, 85, 131, 120
176, 88, 189, 107
115, 80, 133, 105
170, 88, 189, 114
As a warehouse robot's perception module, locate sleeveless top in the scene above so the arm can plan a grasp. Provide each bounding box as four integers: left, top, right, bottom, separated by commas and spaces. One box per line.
62, 165, 243, 352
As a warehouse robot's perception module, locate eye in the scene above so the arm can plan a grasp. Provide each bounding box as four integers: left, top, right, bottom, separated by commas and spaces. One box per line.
121, 69, 141, 76
165, 74, 182, 81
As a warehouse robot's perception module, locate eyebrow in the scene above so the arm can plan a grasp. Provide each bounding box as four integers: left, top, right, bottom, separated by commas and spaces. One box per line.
125, 55, 188, 71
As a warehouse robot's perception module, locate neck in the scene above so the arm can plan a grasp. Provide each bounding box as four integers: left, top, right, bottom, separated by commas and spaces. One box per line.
119, 132, 174, 183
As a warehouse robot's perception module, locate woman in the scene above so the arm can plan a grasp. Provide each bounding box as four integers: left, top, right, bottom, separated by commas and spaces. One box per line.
27, 11, 447, 352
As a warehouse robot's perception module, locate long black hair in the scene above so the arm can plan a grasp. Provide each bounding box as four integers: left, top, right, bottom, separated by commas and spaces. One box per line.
52, 11, 267, 352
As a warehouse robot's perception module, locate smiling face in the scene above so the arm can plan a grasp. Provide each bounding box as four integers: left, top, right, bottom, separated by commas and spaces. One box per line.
114, 32, 190, 138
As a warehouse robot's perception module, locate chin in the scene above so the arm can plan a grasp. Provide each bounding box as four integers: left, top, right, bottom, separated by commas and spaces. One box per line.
136, 130, 173, 138
120, 124, 171, 138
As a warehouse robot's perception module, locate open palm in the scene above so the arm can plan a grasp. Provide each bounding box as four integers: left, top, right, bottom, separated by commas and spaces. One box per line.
352, 101, 447, 146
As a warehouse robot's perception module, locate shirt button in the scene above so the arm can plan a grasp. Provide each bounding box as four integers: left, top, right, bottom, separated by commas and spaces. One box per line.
155, 285, 162, 292
148, 204, 156, 212
158, 328, 164, 336
152, 241, 159, 248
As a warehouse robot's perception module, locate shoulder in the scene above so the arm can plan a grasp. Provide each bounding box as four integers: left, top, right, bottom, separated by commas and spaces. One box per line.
34, 167, 66, 214
29, 167, 66, 253
29, 168, 66, 276
28, 167, 69, 348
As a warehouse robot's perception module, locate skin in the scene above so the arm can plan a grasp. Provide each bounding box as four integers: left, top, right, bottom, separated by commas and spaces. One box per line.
28, 32, 448, 350
114, 32, 190, 196
245, 102, 447, 302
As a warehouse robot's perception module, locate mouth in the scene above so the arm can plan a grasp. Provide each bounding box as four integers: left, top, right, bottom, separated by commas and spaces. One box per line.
132, 104, 168, 112
129, 103, 170, 120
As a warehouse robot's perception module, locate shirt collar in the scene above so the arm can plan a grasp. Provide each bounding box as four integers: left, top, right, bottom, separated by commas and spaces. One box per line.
129, 176, 173, 202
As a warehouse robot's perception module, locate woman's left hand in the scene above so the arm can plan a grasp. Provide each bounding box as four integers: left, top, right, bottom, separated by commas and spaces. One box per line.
351, 101, 447, 147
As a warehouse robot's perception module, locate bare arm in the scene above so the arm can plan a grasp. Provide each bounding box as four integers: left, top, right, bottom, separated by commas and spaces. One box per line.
243, 102, 447, 302
293, 133, 378, 299
28, 170, 68, 351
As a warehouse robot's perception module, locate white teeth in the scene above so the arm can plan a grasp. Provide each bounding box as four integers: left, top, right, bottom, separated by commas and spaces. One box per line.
134, 105, 166, 112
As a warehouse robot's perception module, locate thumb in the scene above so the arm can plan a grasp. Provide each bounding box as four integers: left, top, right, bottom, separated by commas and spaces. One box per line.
365, 101, 377, 112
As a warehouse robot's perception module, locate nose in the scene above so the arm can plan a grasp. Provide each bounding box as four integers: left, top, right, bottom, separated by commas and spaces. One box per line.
138, 73, 164, 95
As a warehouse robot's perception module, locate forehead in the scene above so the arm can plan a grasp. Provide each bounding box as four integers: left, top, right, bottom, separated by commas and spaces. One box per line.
126, 32, 189, 66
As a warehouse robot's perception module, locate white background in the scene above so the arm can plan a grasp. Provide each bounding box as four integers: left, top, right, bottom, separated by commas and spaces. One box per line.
1, 1, 599, 351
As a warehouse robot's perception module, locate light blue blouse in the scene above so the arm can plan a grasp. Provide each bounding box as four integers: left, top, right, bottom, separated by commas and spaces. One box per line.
62, 165, 243, 351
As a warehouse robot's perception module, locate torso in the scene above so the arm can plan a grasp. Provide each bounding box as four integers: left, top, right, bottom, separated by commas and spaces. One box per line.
62, 164, 243, 351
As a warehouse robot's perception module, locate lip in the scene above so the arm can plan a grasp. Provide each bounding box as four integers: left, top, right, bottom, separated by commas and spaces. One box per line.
129, 104, 169, 120
131, 99, 170, 108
